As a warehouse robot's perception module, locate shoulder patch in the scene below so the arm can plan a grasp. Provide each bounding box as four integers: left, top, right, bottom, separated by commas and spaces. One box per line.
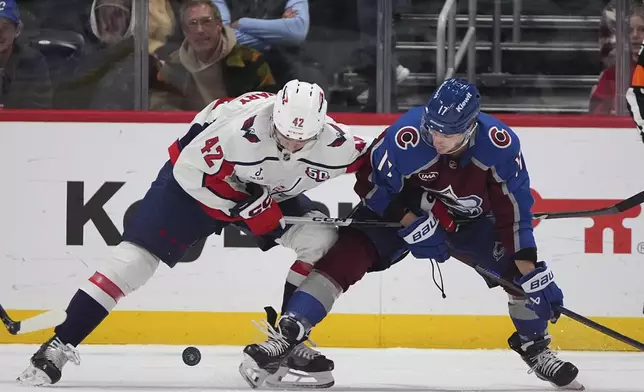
394, 126, 420, 150
305, 167, 331, 182
488, 126, 512, 149
327, 123, 347, 147
240, 115, 260, 143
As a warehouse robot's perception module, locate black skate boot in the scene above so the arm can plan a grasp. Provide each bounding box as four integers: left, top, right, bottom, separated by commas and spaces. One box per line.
239, 314, 308, 388
508, 332, 584, 390
17, 336, 81, 386
266, 340, 335, 389
258, 306, 335, 388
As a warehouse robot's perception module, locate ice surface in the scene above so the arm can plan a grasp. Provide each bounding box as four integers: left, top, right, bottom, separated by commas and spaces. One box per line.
0, 345, 642, 392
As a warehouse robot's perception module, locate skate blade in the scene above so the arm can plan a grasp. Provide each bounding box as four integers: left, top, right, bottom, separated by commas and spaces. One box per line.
239, 357, 271, 389
552, 379, 585, 391
16, 364, 53, 386
265, 366, 335, 389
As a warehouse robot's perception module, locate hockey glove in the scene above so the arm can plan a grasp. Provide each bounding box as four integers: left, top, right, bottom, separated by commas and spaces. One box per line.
400, 187, 457, 232
419, 193, 457, 232
516, 261, 564, 323
398, 214, 449, 262
231, 185, 285, 236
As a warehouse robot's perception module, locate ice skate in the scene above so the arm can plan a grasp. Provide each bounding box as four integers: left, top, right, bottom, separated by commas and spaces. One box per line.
239, 315, 307, 388
16, 336, 80, 386
509, 332, 584, 390
252, 306, 334, 388
265, 340, 335, 389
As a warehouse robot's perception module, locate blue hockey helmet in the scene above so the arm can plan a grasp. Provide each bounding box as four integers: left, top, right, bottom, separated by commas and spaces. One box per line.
420, 78, 481, 146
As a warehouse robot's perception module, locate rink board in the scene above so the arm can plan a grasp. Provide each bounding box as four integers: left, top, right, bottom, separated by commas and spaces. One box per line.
1, 112, 643, 350
1, 309, 643, 351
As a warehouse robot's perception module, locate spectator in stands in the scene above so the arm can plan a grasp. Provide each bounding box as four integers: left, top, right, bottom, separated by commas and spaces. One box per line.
590, 3, 644, 114
150, 0, 276, 111
53, 0, 135, 109
599, 1, 644, 70
213, 0, 327, 91
353, 0, 409, 111
149, 0, 177, 57
599, 0, 619, 70
53, 0, 176, 109
0, 0, 52, 109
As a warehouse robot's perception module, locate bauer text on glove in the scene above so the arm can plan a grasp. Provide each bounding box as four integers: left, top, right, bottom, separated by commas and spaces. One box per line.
398, 214, 449, 262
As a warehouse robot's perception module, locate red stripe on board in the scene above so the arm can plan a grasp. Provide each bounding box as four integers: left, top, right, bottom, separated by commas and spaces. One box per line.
89, 272, 125, 302
0, 109, 637, 128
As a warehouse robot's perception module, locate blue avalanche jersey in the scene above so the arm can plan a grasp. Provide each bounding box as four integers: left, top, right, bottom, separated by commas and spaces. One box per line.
355, 106, 536, 258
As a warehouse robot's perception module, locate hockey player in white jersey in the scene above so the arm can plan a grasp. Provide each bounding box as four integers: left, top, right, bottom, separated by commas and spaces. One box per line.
17, 80, 370, 387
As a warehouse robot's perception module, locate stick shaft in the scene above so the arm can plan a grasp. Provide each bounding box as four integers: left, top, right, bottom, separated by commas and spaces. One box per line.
285, 190, 644, 228
0, 305, 67, 335
472, 265, 644, 351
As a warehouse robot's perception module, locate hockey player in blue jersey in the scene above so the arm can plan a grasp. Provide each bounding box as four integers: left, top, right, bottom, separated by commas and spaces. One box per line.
239, 78, 583, 390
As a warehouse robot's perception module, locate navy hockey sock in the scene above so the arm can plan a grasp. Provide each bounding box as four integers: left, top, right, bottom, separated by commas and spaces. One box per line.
281, 281, 298, 315
284, 271, 342, 327
508, 297, 548, 342
285, 291, 328, 326
55, 290, 109, 347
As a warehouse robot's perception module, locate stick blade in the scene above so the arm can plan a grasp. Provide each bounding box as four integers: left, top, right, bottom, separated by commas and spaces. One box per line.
17, 310, 67, 335
616, 190, 644, 212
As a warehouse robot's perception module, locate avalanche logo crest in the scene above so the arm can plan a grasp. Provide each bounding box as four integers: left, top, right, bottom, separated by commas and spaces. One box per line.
430, 185, 483, 218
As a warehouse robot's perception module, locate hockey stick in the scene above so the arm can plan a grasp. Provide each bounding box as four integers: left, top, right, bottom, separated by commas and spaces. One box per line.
531, 189, 644, 220
285, 215, 644, 350
471, 265, 644, 351
283, 216, 401, 228
285, 190, 644, 228
0, 304, 67, 335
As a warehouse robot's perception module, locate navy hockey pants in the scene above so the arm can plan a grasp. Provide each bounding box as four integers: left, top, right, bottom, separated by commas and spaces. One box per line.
353, 205, 547, 341
123, 161, 317, 267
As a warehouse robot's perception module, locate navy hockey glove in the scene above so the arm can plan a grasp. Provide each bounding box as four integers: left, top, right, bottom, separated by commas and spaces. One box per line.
516, 261, 564, 323
398, 214, 449, 262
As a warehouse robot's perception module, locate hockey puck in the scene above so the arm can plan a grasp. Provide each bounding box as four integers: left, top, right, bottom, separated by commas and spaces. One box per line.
182, 346, 201, 366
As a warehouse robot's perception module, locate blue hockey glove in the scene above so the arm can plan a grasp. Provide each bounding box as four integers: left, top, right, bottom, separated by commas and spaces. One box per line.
516, 261, 564, 323
398, 214, 449, 262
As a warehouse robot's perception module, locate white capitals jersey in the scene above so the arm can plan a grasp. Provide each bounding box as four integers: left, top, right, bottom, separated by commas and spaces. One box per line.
169, 92, 372, 221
